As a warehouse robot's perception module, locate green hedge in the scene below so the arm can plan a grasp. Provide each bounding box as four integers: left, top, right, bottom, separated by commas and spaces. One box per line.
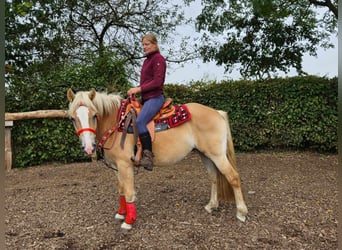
8, 76, 337, 168
11, 119, 90, 168
165, 76, 337, 152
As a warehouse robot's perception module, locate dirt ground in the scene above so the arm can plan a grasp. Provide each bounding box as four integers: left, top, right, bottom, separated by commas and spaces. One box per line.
5, 151, 338, 249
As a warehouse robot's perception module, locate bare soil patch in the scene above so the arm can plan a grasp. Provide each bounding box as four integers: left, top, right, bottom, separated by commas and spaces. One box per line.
5, 151, 338, 249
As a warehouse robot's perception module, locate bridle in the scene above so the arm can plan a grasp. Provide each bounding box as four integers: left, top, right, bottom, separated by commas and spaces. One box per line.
72, 104, 98, 137
72, 104, 120, 151
71, 99, 139, 173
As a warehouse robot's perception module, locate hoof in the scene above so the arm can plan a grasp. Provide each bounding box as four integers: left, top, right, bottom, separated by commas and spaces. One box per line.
114, 213, 125, 223
236, 214, 247, 222
236, 206, 248, 222
204, 205, 212, 213
204, 202, 218, 214
121, 222, 133, 232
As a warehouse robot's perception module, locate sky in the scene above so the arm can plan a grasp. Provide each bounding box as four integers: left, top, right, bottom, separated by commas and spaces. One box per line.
163, 1, 338, 84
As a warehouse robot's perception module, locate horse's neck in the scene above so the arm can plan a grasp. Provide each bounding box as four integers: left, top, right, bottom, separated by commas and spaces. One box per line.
97, 108, 119, 137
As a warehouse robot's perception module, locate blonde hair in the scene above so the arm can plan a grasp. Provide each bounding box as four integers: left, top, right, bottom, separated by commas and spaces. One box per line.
142, 33, 158, 44
142, 33, 159, 51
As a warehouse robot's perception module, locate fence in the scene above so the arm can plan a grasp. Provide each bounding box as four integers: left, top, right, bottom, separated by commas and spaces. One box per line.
5, 110, 68, 171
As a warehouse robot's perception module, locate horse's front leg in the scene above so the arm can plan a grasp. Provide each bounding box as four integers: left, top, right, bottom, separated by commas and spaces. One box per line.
114, 172, 127, 222
116, 160, 136, 231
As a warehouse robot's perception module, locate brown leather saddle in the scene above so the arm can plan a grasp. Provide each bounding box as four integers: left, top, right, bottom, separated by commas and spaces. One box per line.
119, 96, 175, 165
121, 96, 175, 141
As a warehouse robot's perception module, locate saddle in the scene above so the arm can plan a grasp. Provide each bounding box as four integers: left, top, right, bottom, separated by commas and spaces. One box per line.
118, 95, 191, 165
122, 96, 175, 142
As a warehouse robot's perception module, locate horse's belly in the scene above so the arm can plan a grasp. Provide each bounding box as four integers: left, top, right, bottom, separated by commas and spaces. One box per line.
154, 147, 193, 165
152, 127, 194, 165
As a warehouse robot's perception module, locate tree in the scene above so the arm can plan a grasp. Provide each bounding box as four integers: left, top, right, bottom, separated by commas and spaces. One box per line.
65, 0, 188, 82
188, 0, 338, 79
5, 0, 187, 84
5, 0, 74, 73
5, 0, 188, 111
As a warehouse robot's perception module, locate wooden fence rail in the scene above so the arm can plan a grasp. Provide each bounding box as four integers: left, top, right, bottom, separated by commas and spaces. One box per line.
5, 110, 68, 121
5, 110, 69, 171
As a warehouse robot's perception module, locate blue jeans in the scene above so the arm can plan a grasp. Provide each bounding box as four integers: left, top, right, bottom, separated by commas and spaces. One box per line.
137, 95, 165, 134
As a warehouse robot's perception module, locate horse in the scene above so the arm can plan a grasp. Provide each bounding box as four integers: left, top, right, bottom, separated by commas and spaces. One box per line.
66, 88, 248, 231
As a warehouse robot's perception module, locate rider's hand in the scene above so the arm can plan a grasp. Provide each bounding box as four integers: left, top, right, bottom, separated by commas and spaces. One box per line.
127, 87, 141, 97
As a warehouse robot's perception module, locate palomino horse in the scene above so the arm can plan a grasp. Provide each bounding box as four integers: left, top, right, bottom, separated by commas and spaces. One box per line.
67, 88, 248, 231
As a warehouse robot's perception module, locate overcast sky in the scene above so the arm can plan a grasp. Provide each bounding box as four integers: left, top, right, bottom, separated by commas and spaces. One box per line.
163, 1, 338, 84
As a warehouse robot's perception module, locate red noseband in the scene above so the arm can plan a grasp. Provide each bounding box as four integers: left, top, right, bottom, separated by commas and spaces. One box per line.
76, 128, 97, 136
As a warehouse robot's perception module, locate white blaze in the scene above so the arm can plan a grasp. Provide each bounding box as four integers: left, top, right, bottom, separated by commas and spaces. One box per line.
76, 106, 95, 155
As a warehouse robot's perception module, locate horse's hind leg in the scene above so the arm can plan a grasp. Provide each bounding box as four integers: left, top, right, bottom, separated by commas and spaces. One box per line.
212, 155, 248, 222
199, 153, 219, 213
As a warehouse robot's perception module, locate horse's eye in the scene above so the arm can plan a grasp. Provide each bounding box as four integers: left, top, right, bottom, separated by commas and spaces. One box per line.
70, 117, 76, 124
92, 114, 97, 122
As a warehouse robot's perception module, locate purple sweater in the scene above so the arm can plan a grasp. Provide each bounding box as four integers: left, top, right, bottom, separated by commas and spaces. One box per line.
139, 51, 166, 101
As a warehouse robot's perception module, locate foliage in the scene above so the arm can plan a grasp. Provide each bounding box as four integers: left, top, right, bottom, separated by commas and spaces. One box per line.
5, 0, 73, 73
163, 84, 195, 104
188, 0, 337, 79
5, 0, 188, 85
5, 50, 129, 112
165, 76, 337, 152
12, 119, 89, 168
65, 0, 185, 60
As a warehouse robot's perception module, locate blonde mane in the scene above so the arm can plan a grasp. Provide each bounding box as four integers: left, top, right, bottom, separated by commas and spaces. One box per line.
68, 91, 122, 116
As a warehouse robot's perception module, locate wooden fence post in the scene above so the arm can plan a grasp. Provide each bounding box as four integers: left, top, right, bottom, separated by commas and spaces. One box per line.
5, 121, 13, 171
4, 110, 69, 170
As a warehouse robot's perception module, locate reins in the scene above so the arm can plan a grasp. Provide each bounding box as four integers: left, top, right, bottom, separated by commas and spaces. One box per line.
97, 125, 119, 150
120, 109, 138, 149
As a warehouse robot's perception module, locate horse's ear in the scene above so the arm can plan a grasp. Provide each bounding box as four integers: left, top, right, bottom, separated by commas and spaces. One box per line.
89, 88, 96, 100
67, 88, 75, 102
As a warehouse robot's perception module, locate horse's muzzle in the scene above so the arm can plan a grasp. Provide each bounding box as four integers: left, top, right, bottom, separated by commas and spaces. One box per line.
82, 142, 96, 155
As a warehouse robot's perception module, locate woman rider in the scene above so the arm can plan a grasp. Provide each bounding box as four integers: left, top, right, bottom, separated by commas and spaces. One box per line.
127, 34, 166, 171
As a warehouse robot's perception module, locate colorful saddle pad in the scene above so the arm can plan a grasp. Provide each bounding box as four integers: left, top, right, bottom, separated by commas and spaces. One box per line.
117, 100, 191, 133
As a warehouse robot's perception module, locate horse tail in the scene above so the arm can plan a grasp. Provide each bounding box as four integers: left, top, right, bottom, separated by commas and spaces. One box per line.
217, 110, 236, 202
